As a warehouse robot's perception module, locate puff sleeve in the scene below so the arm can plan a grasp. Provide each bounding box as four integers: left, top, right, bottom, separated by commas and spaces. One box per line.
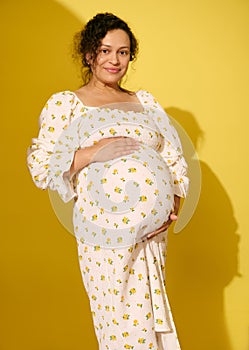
27, 92, 80, 202
141, 91, 189, 197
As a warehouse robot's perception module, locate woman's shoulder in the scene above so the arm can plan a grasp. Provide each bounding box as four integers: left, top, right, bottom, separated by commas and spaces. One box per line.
136, 89, 160, 106
45, 90, 78, 103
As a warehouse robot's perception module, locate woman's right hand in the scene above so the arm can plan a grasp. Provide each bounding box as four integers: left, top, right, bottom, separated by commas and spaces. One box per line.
70, 137, 139, 176
91, 137, 140, 163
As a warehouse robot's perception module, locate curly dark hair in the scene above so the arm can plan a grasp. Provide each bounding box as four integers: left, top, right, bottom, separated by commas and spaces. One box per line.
73, 13, 139, 84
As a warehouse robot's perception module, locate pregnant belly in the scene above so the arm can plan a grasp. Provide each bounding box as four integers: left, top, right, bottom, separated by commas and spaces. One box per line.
74, 144, 174, 248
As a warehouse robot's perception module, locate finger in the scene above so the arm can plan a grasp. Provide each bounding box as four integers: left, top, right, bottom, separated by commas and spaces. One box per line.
169, 213, 178, 221
146, 220, 172, 239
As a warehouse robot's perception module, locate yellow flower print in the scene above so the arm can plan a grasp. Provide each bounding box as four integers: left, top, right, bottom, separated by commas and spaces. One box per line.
91, 214, 98, 221
48, 126, 55, 132
123, 195, 129, 202
112, 318, 119, 325
146, 312, 152, 320
91, 294, 97, 301
99, 130, 104, 136
139, 196, 147, 202
129, 268, 135, 275
124, 345, 134, 349
137, 303, 143, 308
90, 275, 94, 281
154, 304, 159, 310
129, 227, 135, 234
141, 212, 146, 218
151, 209, 158, 215
125, 128, 131, 134
135, 128, 141, 136
128, 167, 137, 173
143, 161, 148, 167
96, 261, 101, 267
154, 189, 159, 195
138, 338, 146, 344
114, 186, 122, 193
149, 343, 153, 349
116, 279, 122, 284
87, 181, 93, 191
145, 293, 150, 300
113, 289, 119, 295
120, 177, 125, 182
61, 114, 67, 121
102, 228, 107, 235
122, 217, 130, 224
100, 275, 105, 281
106, 237, 111, 245
34, 175, 39, 181
129, 288, 136, 295
117, 237, 123, 243
123, 265, 128, 272
108, 258, 113, 265
112, 169, 118, 175
99, 208, 104, 214
100, 178, 107, 184
138, 274, 143, 281
131, 154, 139, 160
97, 304, 102, 310
120, 295, 125, 302
110, 335, 116, 341
154, 289, 161, 295
145, 178, 154, 185
156, 319, 163, 325
128, 246, 134, 253
133, 319, 139, 326
123, 314, 130, 320
109, 128, 117, 135
105, 305, 110, 311
122, 332, 129, 338
133, 181, 139, 187
111, 206, 118, 212
118, 254, 124, 259
114, 223, 119, 228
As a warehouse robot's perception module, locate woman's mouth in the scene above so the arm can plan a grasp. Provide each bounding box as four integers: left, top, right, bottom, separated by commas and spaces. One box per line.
104, 68, 121, 74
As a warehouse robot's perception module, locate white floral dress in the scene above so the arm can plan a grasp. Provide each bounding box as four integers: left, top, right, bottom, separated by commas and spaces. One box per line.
27, 90, 188, 350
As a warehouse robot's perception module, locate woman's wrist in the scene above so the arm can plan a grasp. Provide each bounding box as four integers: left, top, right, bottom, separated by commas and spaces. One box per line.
70, 145, 96, 175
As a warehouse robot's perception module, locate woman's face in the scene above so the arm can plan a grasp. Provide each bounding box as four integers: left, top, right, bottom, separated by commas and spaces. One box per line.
89, 29, 131, 87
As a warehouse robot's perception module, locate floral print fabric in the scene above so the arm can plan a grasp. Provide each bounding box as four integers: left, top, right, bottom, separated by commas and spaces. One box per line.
27, 90, 188, 349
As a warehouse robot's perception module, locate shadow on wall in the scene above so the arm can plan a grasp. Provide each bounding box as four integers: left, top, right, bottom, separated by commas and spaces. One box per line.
1, 1, 99, 350
166, 107, 240, 350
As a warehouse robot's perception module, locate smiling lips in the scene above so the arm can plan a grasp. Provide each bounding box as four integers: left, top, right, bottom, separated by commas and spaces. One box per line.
104, 68, 121, 73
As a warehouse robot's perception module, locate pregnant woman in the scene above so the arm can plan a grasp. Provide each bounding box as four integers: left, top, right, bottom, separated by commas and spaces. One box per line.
27, 13, 189, 350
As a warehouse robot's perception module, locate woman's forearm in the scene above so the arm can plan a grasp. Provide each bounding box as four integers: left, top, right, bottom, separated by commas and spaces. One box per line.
70, 146, 95, 176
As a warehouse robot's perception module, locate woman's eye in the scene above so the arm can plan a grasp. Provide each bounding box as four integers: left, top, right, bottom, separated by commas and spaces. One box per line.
101, 49, 109, 54
119, 51, 129, 56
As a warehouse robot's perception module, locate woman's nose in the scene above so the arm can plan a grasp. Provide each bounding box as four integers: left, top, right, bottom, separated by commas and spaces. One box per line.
109, 53, 119, 65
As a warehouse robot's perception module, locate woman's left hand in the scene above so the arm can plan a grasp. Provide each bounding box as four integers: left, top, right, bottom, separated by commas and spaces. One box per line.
146, 195, 181, 239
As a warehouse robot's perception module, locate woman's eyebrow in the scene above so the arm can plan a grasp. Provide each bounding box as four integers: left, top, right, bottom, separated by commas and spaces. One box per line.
100, 44, 130, 49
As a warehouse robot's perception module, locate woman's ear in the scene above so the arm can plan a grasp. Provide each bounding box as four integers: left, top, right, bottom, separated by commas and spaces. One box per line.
85, 53, 93, 66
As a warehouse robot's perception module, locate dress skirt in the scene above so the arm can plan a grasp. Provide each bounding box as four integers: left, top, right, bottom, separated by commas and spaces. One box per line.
77, 231, 181, 350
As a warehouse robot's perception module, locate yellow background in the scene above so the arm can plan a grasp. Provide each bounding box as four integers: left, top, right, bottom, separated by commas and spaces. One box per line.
1, 0, 248, 349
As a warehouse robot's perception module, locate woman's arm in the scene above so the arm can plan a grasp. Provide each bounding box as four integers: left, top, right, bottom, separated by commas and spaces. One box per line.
70, 137, 140, 176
